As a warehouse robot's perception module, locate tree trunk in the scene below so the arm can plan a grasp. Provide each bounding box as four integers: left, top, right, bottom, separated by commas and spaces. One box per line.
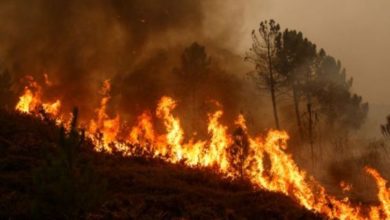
305, 69, 314, 168
307, 102, 314, 167
270, 84, 280, 130
266, 38, 280, 130
293, 86, 304, 140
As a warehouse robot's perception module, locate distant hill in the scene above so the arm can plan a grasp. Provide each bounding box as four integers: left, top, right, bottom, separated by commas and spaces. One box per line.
0, 109, 323, 219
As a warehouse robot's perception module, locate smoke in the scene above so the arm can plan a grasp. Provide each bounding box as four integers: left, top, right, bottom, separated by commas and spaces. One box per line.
0, 0, 271, 136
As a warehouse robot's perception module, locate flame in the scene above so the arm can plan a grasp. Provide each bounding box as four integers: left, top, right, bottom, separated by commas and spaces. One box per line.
42, 100, 61, 116
205, 110, 230, 172
14, 77, 390, 220
156, 96, 184, 161
15, 76, 61, 116
88, 80, 120, 152
15, 88, 37, 113
128, 111, 155, 147
366, 167, 390, 219
340, 181, 353, 193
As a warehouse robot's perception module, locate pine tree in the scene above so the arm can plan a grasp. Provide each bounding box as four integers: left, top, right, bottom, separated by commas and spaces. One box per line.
246, 20, 282, 129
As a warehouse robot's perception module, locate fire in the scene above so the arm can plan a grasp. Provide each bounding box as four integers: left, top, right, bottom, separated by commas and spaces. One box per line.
88, 80, 121, 152
128, 112, 155, 147
42, 100, 61, 116
205, 110, 230, 172
366, 167, 390, 219
340, 181, 353, 193
14, 78, 390, 220
156, 96, 184, 161
15, 76, 61, 116
15, 88, 37, 113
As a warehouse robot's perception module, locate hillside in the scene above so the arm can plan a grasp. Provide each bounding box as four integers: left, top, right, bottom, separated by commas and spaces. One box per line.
0, 109, 324, 219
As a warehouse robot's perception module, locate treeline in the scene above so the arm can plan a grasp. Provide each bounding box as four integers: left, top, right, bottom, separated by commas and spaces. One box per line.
245, 20, 368, 151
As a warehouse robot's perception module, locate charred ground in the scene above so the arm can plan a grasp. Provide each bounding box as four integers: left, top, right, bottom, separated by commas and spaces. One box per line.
0, 109, 323, 219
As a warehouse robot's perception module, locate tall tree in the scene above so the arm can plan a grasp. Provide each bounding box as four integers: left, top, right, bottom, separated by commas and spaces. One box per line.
275, 29, 317, 139
246, 20, 282, 129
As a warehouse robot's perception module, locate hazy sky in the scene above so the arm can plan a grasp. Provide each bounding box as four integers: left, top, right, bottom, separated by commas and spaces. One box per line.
221, 0, 390, 106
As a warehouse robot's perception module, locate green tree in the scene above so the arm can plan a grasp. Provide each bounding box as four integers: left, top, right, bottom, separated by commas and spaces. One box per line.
246, 20, 282, 129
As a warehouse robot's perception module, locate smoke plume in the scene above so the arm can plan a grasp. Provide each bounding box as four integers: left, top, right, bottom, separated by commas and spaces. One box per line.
0, 0, 260, 132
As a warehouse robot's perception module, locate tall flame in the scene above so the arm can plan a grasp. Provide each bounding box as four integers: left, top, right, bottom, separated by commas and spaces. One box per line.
15, 78, 390, 220
88, 80, 120, 152
128, 112, 155, 147
366, 167, 390, 219
156, 96, 184, 161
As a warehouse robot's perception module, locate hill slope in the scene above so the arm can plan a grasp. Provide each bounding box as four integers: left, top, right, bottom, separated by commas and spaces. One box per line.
0, 109, 323, 219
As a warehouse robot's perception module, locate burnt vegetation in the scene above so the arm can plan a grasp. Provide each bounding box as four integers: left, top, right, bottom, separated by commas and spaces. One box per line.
0, 109, 322, 219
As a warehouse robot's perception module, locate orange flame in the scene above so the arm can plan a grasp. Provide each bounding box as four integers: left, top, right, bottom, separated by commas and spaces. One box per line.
88, 80, 120, 152
15, 88, 38, 113
14, 78, 390, 220
128, 112, 155, 146
15, 76, 61, 116
366, 167, 390, 219
156, 96, 184, 161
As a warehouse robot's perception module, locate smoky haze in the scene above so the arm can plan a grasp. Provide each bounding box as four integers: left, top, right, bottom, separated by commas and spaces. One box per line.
227, 0, 390, 136
0, 0, 270, 137
0, 0, 203, 112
